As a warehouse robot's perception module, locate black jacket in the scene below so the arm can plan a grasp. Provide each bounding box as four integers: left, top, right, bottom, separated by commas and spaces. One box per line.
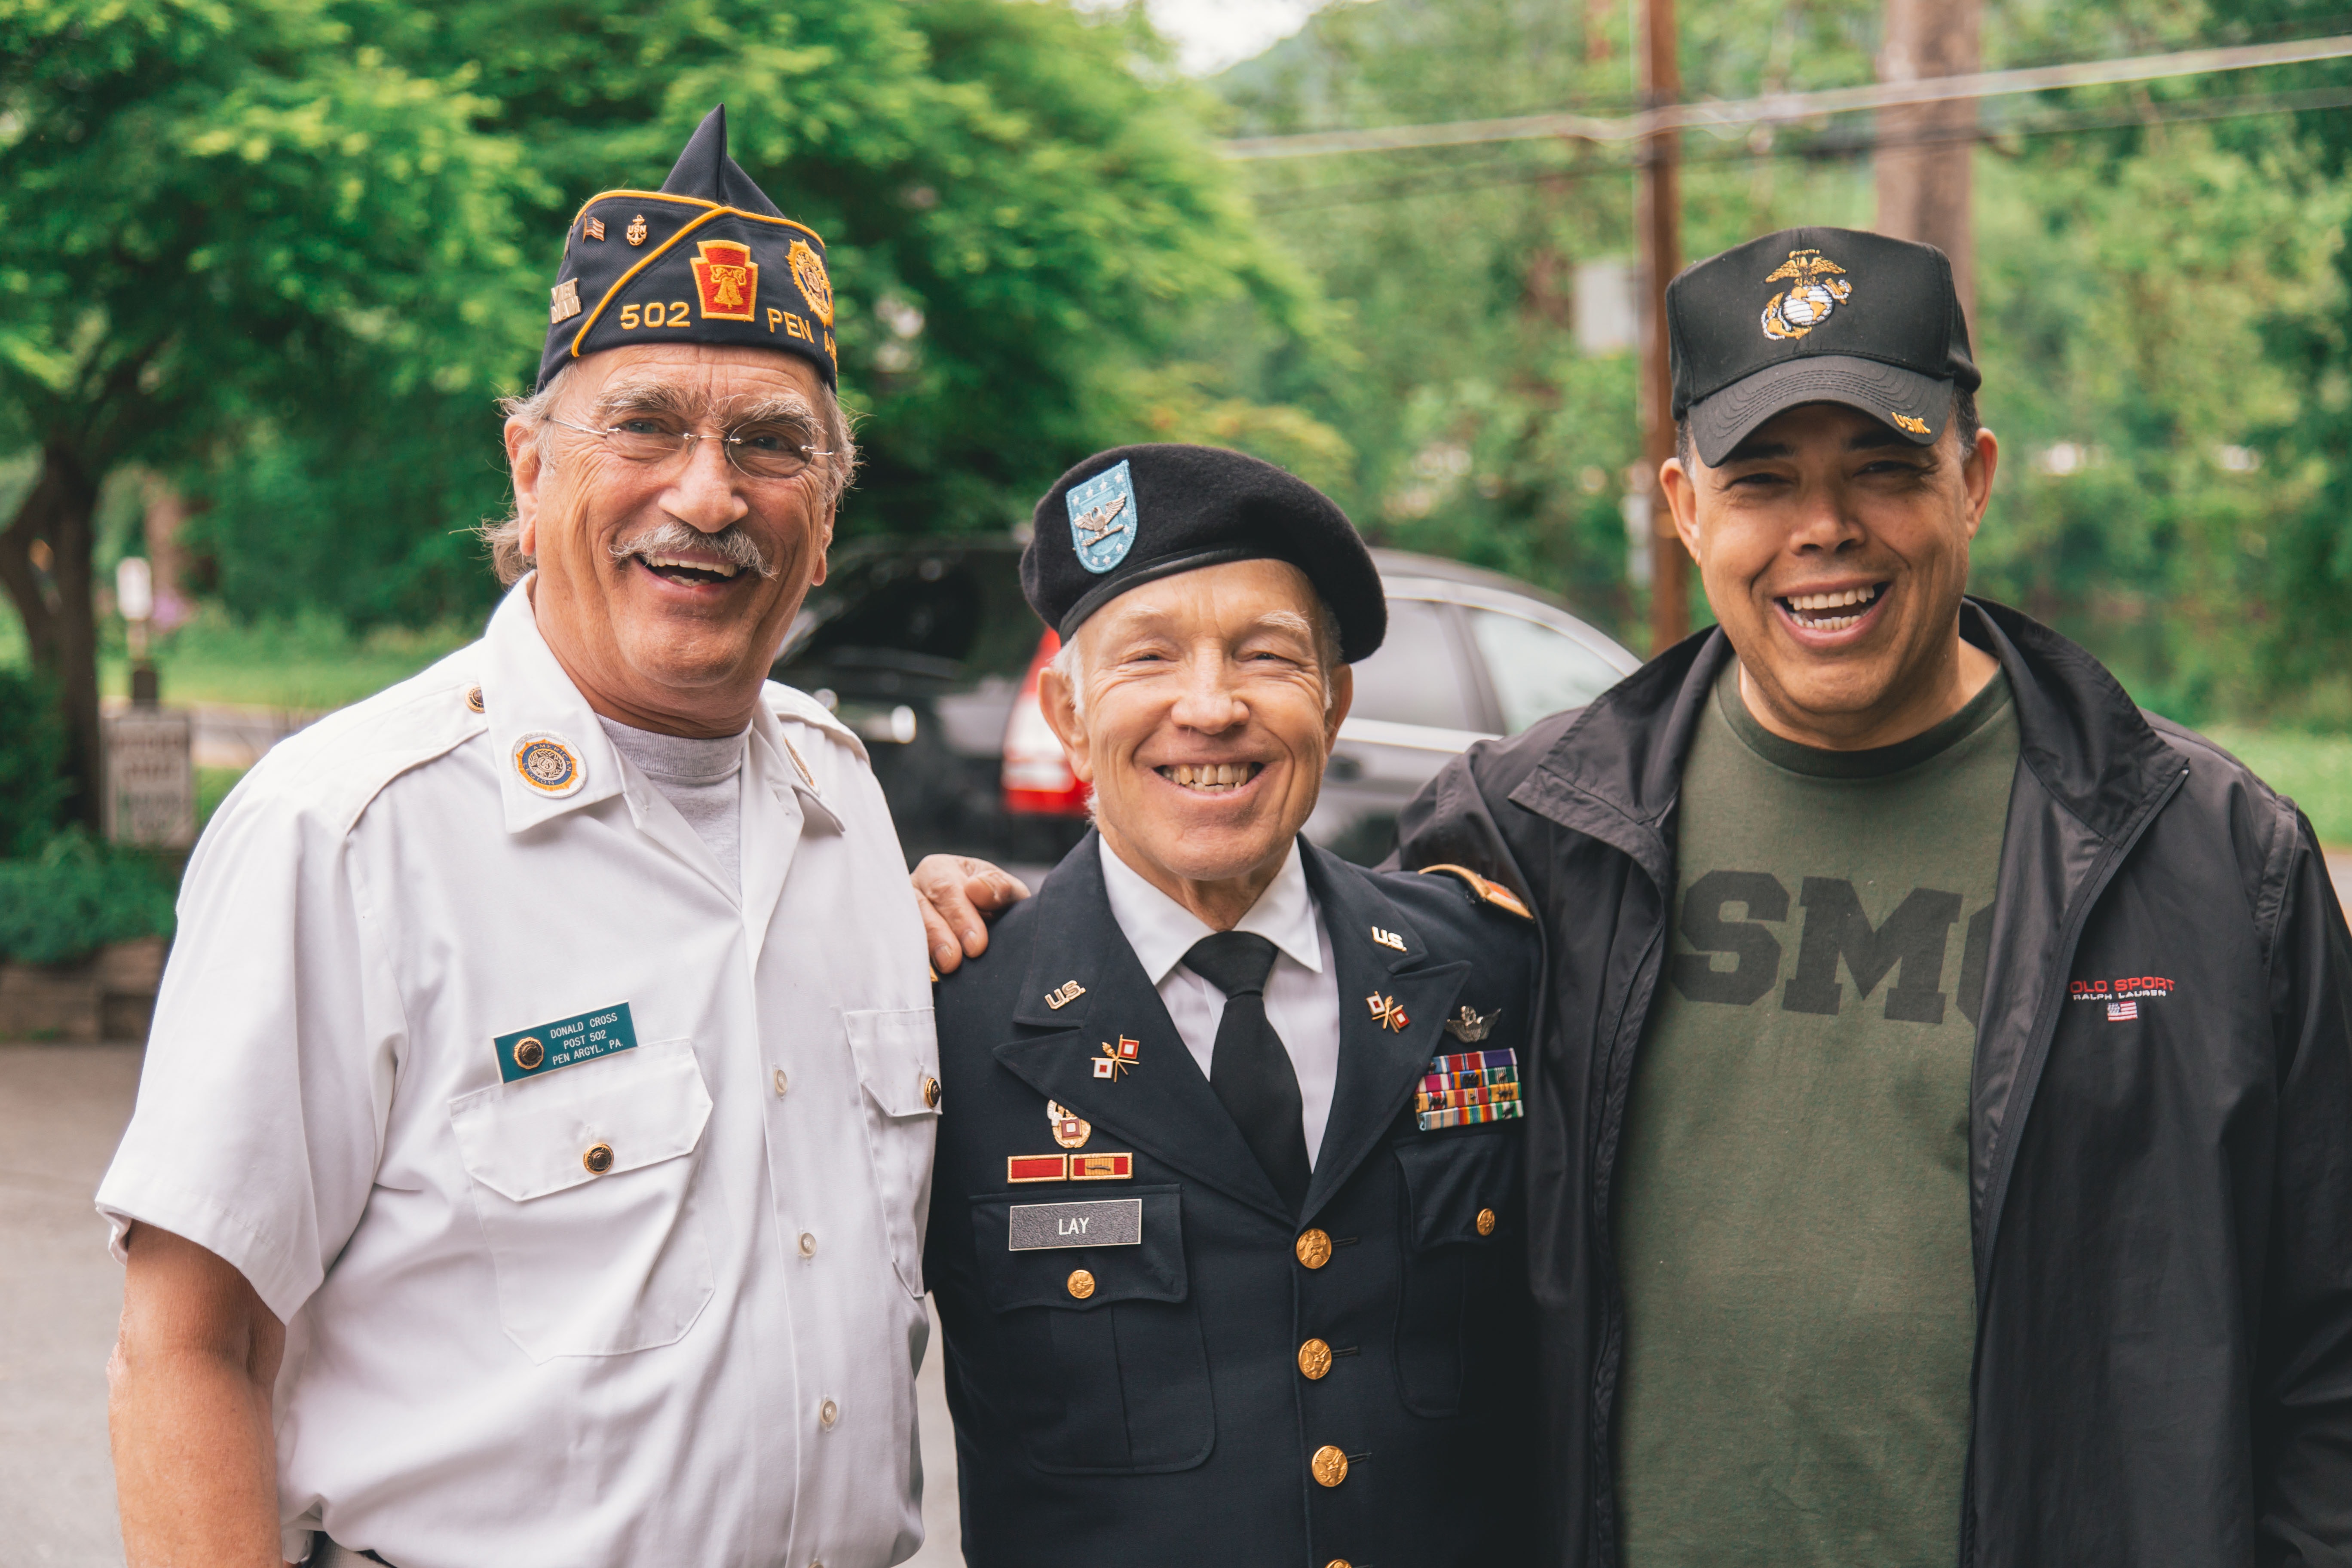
925, 833, 1541, 1567
1391, 600, 2352, 1567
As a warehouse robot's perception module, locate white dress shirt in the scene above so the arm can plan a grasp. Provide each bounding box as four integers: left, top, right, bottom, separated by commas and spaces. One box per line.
1097, 838, 1343, 1164
96, 580, 938, 1568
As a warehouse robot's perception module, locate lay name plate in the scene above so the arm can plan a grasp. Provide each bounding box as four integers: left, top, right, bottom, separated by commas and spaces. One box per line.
1009, 1198, 1143, 1252
495, 1001, 639, 1084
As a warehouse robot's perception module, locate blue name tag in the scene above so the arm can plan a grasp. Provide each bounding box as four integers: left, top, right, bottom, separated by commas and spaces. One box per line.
495, 1002, 638, 1083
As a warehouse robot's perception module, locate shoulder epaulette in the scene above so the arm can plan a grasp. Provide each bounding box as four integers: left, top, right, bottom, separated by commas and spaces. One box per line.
1416, 863, 1534, 920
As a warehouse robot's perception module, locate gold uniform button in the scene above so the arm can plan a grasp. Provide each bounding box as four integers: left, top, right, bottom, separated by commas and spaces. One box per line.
582, 1142, 615, 1175
1327, 1561, 1353, 1568
1476, 1207, 1498, 1237
1067, 1268, 1096, 1300
1297, 1338, 1333, 1380
464, 684, 485, 714
922, 1075, 942, 1109
1295, 1228, 1333, 1269
1310, 1444, 1349, 1487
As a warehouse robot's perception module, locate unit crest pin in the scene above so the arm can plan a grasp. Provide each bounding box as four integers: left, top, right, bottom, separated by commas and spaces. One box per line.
1046, 1099, 1091, 1150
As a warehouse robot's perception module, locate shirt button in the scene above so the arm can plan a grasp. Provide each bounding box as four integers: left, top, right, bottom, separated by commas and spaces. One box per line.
819, 1398, 839, 1429
1476, 1207, 1498, 1237
1295, 1228, 1332, 1269
582, 1142, 615, 1175
1327, 1560, 1354, 1568
1310, 1444, 1349, 1487
798, 1231, 817, 1258
1297, 1338, 1333, 1380
774, 1068, 790, 1096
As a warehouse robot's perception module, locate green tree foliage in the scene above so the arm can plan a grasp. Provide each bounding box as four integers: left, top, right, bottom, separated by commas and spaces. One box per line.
0, 0, 536, 820
0, 667, 67, 855
188, 0, 1332, 622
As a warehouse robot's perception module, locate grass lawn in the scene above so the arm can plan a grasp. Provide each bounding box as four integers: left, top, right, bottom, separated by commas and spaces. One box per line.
107, 610, 477, 712
2200, 728, 2352, 845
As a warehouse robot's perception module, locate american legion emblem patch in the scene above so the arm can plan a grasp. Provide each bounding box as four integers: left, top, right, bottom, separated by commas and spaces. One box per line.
1066, 459, 1139, 574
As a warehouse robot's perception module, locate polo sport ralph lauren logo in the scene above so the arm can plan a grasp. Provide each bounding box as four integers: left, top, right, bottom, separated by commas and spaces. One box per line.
1670, 870, 1995, 1024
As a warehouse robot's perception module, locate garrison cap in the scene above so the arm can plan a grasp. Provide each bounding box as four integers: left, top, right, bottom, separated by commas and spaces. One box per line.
1669, 226, 1979, 466
1021, 444, 1386, 664
537, 105, 837, 392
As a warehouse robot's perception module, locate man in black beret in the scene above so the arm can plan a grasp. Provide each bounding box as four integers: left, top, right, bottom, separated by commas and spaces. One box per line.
921, 443, 1542, 1567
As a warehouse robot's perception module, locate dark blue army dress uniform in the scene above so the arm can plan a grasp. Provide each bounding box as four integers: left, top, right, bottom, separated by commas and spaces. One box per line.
925, 832, 1541, 1567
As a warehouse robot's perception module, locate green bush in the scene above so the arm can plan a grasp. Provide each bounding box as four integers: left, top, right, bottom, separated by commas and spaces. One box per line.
0, 668, 67, 858
0, 832, 175, 965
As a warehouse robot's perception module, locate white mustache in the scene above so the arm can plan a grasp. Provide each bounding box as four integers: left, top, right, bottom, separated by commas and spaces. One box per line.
609, 519, 778, 580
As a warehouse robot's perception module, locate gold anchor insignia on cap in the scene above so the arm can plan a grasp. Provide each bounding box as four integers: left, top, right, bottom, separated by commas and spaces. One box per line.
1046, 1099, 1091, 1150
625, 213, 649, 246
1045, 980, 1087, 1010
1760, 248, 1852, 340
1445, 1004, 1498, 1043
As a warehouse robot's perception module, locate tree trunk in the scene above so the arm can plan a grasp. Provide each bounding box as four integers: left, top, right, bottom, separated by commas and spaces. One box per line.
0, 444, 104, 832
1876, 0, 1981, 325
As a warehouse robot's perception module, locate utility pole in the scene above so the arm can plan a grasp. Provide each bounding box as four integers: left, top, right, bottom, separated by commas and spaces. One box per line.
1637, 0, 1686, 654
1875, 0, 1981, 321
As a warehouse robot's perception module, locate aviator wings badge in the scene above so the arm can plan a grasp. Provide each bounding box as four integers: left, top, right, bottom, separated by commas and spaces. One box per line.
1444, 1004, 1498, 1043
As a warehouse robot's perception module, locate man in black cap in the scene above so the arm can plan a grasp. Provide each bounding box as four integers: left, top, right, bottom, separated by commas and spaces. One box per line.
1374, 225, 2352, 1563
921, 444, 1541, 1567
103, 108, 943, 1568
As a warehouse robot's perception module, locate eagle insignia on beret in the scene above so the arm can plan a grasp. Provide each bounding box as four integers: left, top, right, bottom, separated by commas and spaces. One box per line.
691, 240, 759, 322
789, 240, 835, 328
1760, 248, 1852, 341
1066, 459, 1139, 575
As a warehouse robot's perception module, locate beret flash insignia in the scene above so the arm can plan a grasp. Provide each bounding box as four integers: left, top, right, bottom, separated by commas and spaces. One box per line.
1760, 248, 1852, 341
788, 240, 834, 328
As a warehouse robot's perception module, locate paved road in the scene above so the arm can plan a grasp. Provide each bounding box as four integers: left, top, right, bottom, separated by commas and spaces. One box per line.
0, 1045, 967, 1567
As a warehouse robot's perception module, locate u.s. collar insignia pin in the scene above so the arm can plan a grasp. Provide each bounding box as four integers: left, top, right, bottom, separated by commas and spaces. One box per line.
1367, 992, 1410, 1032
1760, 248, 1852, 340
1046, 1099, 1091, 1149
1045, 980, 1087, 1011
1370, 925, 1406, 952
1066, 459, 1139, 575
1093, 1036, 1140, 1079
512, 732, 586, 798
625, 213, 649, 246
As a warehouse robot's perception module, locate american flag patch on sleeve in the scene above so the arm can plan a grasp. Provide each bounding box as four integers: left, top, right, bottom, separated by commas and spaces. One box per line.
1415, 1048, 1524, 1131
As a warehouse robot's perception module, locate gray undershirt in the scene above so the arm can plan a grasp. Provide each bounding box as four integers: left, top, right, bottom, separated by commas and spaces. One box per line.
597, 717, 747, 890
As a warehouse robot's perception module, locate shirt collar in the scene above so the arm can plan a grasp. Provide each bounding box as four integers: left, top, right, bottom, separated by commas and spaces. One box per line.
1098, 835, 1324, 986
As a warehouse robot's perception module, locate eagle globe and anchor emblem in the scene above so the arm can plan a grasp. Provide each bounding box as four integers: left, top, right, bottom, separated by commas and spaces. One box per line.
1760, 249, 1853, 340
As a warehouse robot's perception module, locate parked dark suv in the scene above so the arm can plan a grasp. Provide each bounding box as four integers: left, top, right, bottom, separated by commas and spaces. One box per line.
772, 537, 1640, 867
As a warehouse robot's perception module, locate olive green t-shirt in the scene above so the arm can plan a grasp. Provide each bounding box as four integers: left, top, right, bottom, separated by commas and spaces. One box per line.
1613, 661, 2019, 1568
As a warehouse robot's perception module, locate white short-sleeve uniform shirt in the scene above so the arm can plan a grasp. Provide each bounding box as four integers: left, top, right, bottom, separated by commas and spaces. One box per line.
96, 581, 940, 1568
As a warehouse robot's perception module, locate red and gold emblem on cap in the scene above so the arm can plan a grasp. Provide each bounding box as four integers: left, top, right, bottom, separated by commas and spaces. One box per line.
788, 239, 834, 328
690, 240, 759, 322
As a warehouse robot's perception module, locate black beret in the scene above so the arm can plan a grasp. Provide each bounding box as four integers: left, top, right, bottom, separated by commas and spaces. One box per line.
538, 105, 837, 392
1020, 444, 1386, 664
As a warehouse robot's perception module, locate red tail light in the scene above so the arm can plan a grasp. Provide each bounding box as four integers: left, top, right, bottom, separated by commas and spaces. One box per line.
1002, 629, 1091, 816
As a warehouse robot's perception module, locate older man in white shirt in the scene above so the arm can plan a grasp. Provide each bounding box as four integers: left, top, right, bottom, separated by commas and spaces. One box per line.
98, 107, 941, 1568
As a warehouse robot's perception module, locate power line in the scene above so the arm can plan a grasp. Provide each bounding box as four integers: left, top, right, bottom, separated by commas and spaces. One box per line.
1246, 83, 2352, 213
1220, 32, 2352, 161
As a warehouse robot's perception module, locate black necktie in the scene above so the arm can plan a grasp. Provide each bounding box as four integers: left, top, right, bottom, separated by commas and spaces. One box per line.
1184, 931, 1312, 1214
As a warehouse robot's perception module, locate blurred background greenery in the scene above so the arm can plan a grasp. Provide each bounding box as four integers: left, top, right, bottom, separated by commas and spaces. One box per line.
6, 0, 2352, 950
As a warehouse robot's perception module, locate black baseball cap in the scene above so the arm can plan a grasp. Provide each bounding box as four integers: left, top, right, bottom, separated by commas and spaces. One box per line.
1021, 444, 1387, 663
1668, 226, 1979, 466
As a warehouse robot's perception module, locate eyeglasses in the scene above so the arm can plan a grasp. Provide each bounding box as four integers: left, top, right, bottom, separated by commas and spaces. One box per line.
547, 414, 833, 481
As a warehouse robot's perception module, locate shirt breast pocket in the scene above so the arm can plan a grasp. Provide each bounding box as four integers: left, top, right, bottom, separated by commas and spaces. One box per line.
968, 1185, 1214, 1475
448, 1038, 714, 1363
1392, 1130, 1519, 1416
844, 1007, 941, 1298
